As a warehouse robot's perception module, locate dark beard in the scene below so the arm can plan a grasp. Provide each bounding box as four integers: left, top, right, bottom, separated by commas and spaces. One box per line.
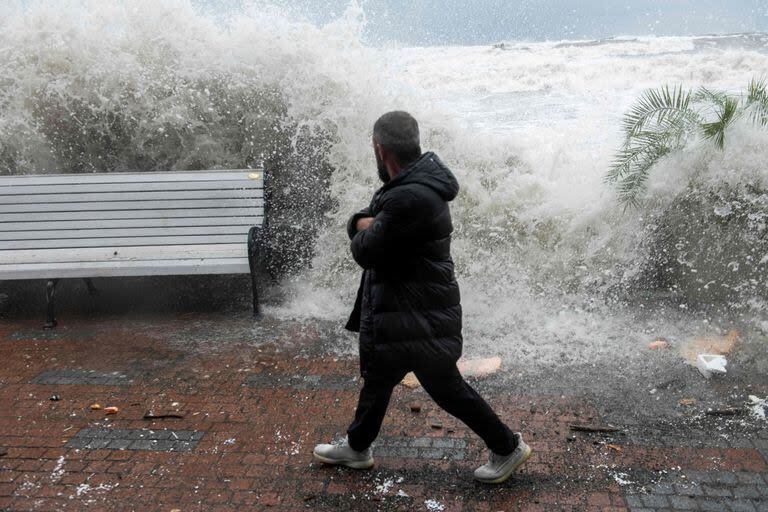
375, 152, 390, 183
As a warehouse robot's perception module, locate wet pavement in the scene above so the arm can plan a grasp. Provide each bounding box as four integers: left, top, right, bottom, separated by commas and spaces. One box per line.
0, 310, 766, 511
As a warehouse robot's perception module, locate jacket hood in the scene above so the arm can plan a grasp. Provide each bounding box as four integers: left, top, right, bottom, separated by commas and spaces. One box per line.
385, 152, 459, 201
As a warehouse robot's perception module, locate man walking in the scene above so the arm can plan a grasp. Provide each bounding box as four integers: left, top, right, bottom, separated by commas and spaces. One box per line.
313, 111, 531, 484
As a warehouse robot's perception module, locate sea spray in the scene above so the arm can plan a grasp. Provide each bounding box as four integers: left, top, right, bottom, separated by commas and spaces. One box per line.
1, 1, 767, 366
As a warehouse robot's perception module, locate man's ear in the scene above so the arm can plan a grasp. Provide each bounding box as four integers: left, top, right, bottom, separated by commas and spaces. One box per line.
375, 143, 387, 162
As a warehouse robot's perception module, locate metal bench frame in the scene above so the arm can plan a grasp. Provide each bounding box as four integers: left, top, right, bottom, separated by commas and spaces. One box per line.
0, 169, 267, 327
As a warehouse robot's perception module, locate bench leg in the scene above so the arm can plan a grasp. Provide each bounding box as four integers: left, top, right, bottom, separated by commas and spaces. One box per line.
44, 279, 59, 329
84, 278, 99, 296
248, 226, 264, 319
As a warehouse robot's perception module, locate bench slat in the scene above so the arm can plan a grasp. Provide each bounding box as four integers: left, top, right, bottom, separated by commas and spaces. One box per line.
0, 189, 263, 204
0, 259, 250, 280
0, 199, 263, 213
0, 208, 263, 222
0, 226, 256, 241
0, 245, 246, 264
0, 216, 263, 232
0, 179, 262, 195
0, 170, 262, 186
1, 235, 248, 250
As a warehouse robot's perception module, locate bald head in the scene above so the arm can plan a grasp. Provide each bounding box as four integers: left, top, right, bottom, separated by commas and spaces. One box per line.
373, 111, 422, 167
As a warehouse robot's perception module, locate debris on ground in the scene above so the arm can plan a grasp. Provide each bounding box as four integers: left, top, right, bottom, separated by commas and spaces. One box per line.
705, 407, 743, 417
143, 410, 185, 419
678, 398, 697, 406
696, 354, 727, 379
424, 499, 445, 511
609, 471, 635, 486
680, 330, 739, 364
648, 339, 670, 350
606, 444, 622, 453
49, 394, 60, 401
458, 357, 502, 377
569, 424, 621, 433
748, 395, 766, 420
104, 406, 119, 415
89, 403, 102, 410
400, 373, 420, 388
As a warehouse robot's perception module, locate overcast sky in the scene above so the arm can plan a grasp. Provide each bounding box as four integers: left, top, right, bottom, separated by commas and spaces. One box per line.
208, 0, 768, 45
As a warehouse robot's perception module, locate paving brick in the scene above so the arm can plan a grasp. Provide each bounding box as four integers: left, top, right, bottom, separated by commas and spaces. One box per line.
65, 428, 203, 452
244, 372, 358, 390
728, 500, 758, 512
683, 471, 713, 483
651, 483, 675, 495
668, 494, 697, 509
410, 437, 432, 448
30, 369, 134, 386
736, 473, 765, 485
713, 472, 740, 485
106, 439, 132, 450
3, 314, 767, 512
703, 485, 733, 498
84, 439, 111, 450
734, 486, 761, 499
698, 498, 728, 511
640, 494, 669, 508
675, 484, 704, 497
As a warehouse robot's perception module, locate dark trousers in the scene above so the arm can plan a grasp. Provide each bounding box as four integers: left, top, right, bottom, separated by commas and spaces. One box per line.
346, 362, 517, 455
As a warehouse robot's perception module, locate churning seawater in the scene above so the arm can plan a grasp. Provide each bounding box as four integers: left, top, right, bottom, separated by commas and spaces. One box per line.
1, 1, 767, 367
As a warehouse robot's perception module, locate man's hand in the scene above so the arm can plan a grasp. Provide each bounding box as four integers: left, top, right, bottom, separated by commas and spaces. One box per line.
356, 217, 374, 232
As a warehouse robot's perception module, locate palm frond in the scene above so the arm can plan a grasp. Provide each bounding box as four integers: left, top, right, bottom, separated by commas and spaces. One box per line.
701, 96, 740, 149
607, 130, 678, 204
694, 87, 729, 106
745, 77, 768, 126
615, 145, 671, 207
621, 85, 697, 139
607, 76, 766, 208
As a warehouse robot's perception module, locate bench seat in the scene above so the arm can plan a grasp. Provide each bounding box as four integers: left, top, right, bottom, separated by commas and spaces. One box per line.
0, 169, 266, 326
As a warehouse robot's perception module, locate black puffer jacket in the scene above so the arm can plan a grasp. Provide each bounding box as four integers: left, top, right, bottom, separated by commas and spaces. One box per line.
345, 152, 462, 376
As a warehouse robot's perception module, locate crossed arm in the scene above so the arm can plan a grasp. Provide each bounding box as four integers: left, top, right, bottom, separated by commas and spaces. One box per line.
347, 191, 420, 269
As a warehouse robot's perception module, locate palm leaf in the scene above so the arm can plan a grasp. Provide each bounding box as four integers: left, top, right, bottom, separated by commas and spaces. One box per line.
694, 87, 729, 107
614, 139, 673, 206
607, 77, 765, 208
746, 77, 768, 126
607, 128, 679, 205
701, 96, 740, 149
621, 85, 697, 139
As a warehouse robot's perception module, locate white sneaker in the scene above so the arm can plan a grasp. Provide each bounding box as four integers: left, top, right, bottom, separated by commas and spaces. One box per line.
313, 437, 374, 469
474, 433, 532, 484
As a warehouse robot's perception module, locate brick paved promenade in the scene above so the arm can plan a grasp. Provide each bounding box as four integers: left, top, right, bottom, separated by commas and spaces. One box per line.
0, 314, 766, 511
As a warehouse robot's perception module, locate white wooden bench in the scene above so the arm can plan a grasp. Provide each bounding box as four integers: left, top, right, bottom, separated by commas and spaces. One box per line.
0, 169, 266, 327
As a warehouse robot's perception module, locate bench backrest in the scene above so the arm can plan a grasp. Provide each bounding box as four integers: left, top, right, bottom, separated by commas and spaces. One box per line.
0, 170, 264, 277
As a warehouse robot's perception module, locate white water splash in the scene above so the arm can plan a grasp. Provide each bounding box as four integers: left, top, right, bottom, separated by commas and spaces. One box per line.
1, 2, 767, 369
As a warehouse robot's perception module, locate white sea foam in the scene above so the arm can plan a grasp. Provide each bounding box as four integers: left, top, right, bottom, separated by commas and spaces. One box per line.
1, 2, 766, 367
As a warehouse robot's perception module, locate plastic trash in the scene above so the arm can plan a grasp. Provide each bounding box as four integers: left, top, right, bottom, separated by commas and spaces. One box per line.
696, 354, 727, 379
